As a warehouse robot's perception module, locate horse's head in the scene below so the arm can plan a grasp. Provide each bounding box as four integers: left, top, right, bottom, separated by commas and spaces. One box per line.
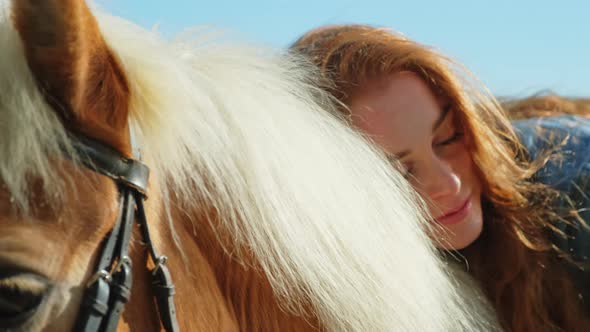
0, 1, 141, 330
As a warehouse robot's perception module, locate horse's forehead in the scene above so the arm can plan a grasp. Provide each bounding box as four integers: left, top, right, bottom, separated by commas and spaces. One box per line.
0, 161, 118, 221
0, 163, 120, 270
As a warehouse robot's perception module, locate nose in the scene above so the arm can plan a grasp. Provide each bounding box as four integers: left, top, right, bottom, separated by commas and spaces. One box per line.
419, 157, 461, 201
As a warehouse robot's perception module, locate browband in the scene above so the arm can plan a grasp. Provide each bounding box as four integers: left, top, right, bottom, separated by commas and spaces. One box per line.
70, 135, 150, 196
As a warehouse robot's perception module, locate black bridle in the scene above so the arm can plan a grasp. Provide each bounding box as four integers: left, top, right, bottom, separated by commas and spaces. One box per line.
68, 134, 179, 332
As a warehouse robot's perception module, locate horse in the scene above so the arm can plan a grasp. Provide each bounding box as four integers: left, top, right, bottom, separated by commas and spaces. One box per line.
0, 1, 496, 331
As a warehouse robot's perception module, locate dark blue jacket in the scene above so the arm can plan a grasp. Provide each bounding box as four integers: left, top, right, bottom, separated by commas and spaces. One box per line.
514, 115, 590, 309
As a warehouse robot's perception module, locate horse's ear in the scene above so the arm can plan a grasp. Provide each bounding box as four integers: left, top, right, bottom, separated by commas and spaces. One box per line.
12, 0, 131, 155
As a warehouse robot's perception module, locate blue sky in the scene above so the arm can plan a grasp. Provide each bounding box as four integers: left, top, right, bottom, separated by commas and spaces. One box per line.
99, 0, 589, 97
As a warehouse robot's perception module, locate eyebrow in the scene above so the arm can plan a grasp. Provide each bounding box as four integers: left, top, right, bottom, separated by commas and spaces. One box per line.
393, 104, 452, 159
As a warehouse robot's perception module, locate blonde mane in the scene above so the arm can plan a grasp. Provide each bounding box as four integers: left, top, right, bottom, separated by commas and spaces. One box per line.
0, 3, 497, 330
0, 3, 74, 210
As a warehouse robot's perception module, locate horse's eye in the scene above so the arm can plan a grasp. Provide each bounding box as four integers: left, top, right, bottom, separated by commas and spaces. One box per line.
0, 270, 49, 329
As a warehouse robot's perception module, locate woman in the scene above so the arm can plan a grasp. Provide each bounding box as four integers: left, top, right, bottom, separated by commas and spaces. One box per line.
291, 25, 590, 331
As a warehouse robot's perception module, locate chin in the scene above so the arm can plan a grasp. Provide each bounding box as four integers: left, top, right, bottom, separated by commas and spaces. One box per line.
433, 215, 484, 250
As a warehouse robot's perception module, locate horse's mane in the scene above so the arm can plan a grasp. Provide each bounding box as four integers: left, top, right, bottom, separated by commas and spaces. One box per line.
502, 92, 590, 119
0, 4, 496, 330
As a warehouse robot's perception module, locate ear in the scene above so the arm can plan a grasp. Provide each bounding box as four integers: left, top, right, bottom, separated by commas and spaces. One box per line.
12, 0, 131, 155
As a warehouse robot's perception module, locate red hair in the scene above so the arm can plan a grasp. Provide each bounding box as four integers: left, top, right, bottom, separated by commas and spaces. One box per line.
292, 24, 590, 331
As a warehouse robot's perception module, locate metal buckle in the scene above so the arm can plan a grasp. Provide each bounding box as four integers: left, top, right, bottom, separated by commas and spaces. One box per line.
86, 270, 112, 288
152, 256, 168, 276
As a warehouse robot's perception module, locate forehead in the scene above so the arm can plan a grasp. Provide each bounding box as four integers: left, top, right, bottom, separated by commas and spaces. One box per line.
348, 72, 446, 153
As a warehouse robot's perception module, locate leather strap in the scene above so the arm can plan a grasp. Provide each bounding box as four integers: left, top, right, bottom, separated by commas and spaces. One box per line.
71, 135, 149, 196
152, 264, 179, 332
101, 190, 136, 332
137, 198, 180, 332
73, 195, 126, 332
67, 133, 179, 332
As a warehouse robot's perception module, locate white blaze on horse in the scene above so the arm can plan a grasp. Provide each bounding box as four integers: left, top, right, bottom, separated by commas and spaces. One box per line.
0, 0, 496, 331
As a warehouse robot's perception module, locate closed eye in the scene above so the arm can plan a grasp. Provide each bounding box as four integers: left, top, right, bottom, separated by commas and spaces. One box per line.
435, 132, 464, 147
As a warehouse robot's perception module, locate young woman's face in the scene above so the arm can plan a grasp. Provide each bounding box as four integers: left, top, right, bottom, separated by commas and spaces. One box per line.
350, 72, 483, 249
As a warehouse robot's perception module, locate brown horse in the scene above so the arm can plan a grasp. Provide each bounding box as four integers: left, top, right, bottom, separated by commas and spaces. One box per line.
0, 1, 495, 331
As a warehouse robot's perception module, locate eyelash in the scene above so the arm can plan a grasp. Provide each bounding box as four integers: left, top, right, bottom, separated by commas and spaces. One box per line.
436, 131, 464, 147
387, 132, 463, 179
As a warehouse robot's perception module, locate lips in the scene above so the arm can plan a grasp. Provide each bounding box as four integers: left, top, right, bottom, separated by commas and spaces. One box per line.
435, 198, 471, 225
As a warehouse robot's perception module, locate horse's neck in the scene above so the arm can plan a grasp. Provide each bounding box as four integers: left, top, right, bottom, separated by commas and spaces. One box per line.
119, 199, 239, 331
181, 206, 321, 331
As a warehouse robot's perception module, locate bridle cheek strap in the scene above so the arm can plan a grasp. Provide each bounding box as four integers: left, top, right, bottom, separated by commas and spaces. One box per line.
70, 135, 179, 332
135, 198, 179, 332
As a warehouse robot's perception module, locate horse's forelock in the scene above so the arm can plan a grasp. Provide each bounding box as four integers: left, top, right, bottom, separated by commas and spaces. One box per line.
0, 10, 72, 211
